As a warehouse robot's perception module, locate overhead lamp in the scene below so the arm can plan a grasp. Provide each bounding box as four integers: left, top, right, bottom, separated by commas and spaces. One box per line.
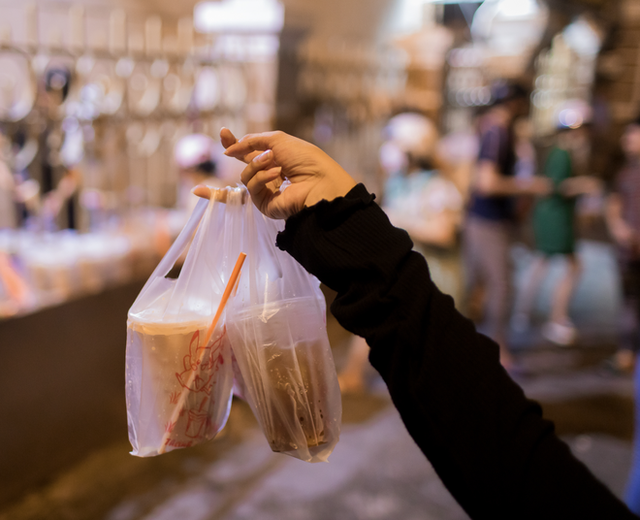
563, 17, 602, 57
471, 0, 548, 54
496, 0, 540, 18
194, 0, 285, 34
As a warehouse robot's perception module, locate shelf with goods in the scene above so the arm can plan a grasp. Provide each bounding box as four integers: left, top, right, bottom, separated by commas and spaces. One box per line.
0, 2, 280, 320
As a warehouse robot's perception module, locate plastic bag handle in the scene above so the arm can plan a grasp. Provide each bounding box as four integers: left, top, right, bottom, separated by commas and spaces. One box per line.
138, 197, 209, 295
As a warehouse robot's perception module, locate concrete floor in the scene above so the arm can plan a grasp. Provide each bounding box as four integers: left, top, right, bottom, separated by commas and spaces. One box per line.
0, 240, 636, 520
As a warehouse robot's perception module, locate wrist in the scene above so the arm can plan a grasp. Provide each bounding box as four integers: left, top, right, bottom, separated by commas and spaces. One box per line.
514, 176, 534, 193
304, 165, 357, 208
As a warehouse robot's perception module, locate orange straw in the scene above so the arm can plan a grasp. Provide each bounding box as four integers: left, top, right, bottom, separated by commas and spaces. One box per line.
202, 252, 246, 346
158, 251, 247, 453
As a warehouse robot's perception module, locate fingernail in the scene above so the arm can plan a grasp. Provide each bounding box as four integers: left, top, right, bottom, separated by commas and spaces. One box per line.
257, 149, 272, 161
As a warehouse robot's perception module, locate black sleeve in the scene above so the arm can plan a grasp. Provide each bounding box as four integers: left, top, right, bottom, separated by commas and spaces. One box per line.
276, 184, 636, 520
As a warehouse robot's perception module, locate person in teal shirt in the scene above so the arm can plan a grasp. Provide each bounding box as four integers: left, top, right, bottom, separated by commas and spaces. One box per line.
513, 103, 601, 345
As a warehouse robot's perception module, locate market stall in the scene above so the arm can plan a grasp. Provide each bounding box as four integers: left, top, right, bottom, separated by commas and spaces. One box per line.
0, 0, 283, 505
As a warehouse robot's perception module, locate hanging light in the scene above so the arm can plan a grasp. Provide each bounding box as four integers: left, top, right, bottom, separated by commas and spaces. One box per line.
563, 17, 602, 57
471, 0, 548, 55
422, 0, 486, 3
497, 0, 540, 18
193, 0, 285, 34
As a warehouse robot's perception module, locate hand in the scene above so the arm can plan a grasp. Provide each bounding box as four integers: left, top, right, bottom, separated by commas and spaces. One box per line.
559, 176, 603, 197
610, 219, 636, 249
527, 176, 552, 196
194, 128, 356, 219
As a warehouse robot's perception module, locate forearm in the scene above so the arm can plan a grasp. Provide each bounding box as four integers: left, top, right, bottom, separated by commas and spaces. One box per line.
606, 194, 636, 245
475, 162, 534, 197
481, 176, 526, 196
277, 184, 635, 519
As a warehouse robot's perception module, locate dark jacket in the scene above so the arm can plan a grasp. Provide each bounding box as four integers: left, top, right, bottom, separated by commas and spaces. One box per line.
276, 184, 636, 520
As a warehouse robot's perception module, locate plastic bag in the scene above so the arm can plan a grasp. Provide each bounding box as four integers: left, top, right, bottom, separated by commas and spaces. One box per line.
225, 187, 342, 463
126, 193, 242, 456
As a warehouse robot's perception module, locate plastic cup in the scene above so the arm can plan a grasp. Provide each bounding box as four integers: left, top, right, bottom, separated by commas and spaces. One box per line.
126, 317, 232, 456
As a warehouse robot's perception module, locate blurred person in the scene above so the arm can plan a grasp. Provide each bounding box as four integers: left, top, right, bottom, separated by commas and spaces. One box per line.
512, 117, 538, 222
616, 117, 640, 516
513, 117, 537, 181
0, 133, 16, 229
39, 66, 72, 196
436, 125, 479, 200
0, 130, 40, 229
193, 128, 636, 518
381, 113, 463, 250
605, 117, 640, 376
41, 167, 81, 230
463, 82, 550, 369
38, 65, 82, 230
165, 133, 228, 259
513, 102, 602, 345
174, 133, 227, 215
339, 114, 463, 393
10, 129, 39, 227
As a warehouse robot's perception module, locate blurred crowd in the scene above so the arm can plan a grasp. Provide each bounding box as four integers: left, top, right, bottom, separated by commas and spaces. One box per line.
338, 81, 638, 391
5, 70, 634, 380
331, 77, 640, 512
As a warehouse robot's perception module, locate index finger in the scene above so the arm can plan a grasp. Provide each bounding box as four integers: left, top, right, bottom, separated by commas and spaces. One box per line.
220, 128, 258, 165
220, 127, 237, 149
224, 131, 282, 161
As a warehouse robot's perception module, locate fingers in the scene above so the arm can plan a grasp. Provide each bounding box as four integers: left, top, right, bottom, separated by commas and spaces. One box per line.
220, 127, 237, 150
192, 186, 235, 203
193, 145, 280, 202
240, 149, 277, 186
271, 175, 283, 190
220, 127, 263, 164
246, 167, 283, 194
191, 185, 212, 199
224, 131, 282, 162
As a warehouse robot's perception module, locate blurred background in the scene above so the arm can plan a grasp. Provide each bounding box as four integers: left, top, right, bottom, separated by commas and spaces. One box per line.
1, 0, 639, 518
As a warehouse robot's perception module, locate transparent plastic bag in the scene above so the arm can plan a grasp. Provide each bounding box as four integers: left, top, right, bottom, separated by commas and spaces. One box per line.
126, 193, 244, 456
226, 188, 342, 463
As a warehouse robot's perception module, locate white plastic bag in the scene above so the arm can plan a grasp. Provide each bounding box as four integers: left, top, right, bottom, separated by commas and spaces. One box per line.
226, 188, 342, 463
126, 193, 243, 456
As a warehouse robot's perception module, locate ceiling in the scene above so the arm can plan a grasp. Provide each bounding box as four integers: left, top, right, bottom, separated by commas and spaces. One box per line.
16, 0, 611, 49
112, 0, 397, 41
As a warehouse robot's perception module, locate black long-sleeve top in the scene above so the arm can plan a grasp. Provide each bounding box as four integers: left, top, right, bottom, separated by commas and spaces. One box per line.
276, 184, 636, 520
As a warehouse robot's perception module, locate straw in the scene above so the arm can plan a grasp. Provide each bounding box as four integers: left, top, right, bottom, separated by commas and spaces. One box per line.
202, 252, 246, 346
158, 251, 247, 454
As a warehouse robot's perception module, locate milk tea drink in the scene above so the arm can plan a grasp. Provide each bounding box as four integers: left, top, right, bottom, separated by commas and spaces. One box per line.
227, 298, 341, 462
126, 318, 233, 457
260, 340, 330, 453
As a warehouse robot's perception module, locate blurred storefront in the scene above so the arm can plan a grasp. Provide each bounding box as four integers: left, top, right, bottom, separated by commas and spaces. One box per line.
0, 1, 282, 320
0, 0, 283, 505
